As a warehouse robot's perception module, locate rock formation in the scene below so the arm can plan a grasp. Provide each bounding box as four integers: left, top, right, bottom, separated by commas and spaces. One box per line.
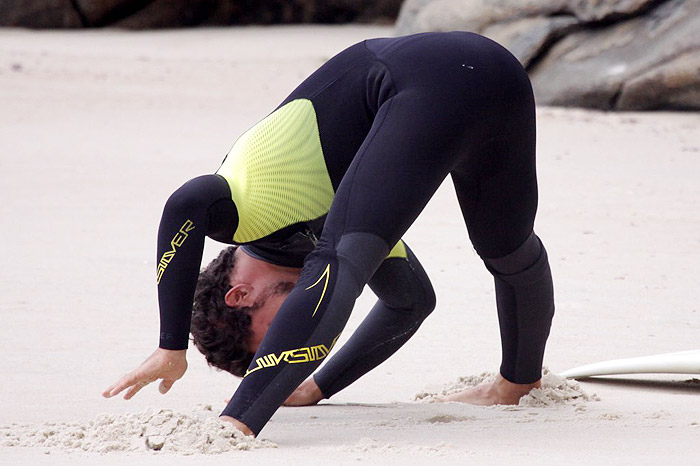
396, 0, 700, 110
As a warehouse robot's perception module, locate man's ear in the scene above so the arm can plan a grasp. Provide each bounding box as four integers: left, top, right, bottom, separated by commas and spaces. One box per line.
225, 284, 255, 308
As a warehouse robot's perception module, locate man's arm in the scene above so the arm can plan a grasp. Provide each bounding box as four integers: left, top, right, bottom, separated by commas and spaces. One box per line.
286, 242, 435, 405
156, 175, 237, 350
103, 174, 237, 398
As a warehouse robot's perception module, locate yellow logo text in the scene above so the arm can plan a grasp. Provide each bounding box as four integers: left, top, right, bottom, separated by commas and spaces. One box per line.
305, 263, 331, 317
156, 219, 195, 284
244, 334, 341, 377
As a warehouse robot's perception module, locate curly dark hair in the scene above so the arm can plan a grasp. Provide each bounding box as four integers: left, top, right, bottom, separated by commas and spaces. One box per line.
190, 246, 256, 377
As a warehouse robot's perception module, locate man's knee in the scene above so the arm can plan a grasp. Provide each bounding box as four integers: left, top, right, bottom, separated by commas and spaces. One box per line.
368, 251, 436, 320
481, 231, 542, 277
376, 265, 435, 320
390, 268, 436, 319
482, 231, 555, 327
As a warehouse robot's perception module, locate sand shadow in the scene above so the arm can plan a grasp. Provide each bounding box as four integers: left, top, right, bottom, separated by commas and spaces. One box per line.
282, 402, 395, 410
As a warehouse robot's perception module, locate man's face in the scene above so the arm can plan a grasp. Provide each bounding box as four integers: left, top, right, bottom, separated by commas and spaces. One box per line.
246, 281, 295, 352
228, 247, 302, 353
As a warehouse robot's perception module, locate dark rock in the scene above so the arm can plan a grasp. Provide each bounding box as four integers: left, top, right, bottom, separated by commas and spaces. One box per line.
73, 1, 150, 27
355, 0, 404, 23
112, 0, 240, 28
0, 0, 82, 28
0, 0, 401, 28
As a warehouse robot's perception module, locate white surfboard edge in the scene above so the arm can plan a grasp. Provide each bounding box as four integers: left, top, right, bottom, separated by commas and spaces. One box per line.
559, 349, 700, 379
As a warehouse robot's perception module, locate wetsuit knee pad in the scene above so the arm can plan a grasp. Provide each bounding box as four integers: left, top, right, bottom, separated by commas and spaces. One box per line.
369, 248, 436, 319
483, 232, 555, 383
483, 232, 542, 276
335, 232, 392, 286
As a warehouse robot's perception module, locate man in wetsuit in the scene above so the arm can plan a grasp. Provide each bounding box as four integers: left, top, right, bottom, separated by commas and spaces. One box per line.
103, 31, 555, 437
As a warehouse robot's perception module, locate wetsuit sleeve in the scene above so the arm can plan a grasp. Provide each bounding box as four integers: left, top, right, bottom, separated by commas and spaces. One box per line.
312, 243, 435, 398
157, 174, 237, 350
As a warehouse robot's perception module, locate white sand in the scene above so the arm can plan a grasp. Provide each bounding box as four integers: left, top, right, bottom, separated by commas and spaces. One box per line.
1, 25, 699, 465
1, 405, 274, 454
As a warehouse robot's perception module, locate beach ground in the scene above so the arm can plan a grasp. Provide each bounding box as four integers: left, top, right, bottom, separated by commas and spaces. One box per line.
1, 25, 699, 465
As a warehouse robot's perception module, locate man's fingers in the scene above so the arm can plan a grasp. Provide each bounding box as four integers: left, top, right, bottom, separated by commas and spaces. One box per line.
103, 375, 155, 400
159, 379, 175, 394
105, 371, 146, 400
124, 380, 149, 400
102, 374, 137, 398
101, 383, 118, 398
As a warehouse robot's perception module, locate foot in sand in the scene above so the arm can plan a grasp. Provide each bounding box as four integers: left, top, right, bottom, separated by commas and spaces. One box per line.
437, 373, 541, 405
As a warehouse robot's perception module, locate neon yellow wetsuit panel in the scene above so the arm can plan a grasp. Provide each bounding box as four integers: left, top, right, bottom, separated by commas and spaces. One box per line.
216, 99, 334, 243
386, 240, 407, 259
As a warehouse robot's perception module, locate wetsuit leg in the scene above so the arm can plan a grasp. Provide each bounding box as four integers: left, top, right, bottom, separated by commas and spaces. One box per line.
483, 232, 554, 384
448, 53, 555, 383
313, 243, 435, 398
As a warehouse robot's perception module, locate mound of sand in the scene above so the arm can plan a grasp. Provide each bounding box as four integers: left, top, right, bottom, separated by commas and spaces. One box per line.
0, 405, 275, 454
414, 368, 599, 407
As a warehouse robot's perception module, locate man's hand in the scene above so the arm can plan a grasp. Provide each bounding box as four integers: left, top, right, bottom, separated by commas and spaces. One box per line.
283, 377, 324, 406
102, 348, 187, 400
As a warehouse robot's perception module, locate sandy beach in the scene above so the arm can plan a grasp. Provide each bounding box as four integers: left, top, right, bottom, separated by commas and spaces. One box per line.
1, 25, 699, 465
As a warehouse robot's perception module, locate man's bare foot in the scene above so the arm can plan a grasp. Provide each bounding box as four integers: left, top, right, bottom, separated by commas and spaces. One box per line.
284, 377, 324, 406
436, 373, 541, 406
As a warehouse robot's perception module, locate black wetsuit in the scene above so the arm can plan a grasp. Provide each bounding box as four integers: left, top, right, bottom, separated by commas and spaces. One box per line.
156, 32, 555, 435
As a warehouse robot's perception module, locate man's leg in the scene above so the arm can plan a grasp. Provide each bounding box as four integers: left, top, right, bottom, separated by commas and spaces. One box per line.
311, 242, 436, 400
442, 85, 555, 404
